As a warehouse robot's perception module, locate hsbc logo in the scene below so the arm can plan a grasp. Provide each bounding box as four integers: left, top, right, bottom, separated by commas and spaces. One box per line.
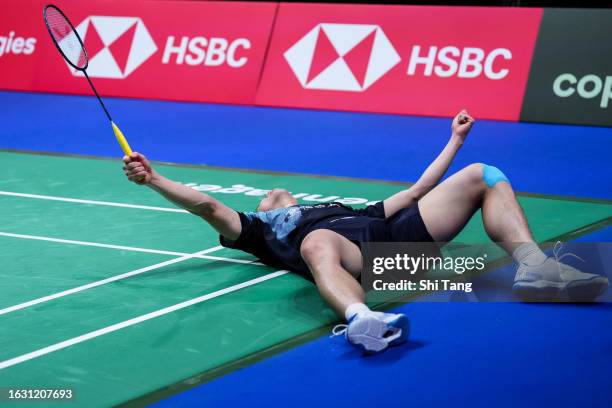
284, 23, 401, 92
70, 16, 157, 79
285, 23, 514, 92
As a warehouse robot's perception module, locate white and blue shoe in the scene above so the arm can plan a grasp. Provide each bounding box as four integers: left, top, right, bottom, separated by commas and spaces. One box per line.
513, 242, 609, 301
333, 311, 410, 354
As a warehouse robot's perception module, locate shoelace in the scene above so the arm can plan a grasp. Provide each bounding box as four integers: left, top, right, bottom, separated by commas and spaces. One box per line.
331, 324, 348, 337
553, 240, 585, 263
552, 241, 585, 273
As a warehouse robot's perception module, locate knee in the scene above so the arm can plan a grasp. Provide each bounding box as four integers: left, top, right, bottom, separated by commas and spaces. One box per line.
480, 163, 510, 188
463, 163, 509, 189
462, 163, 487, 189
300, 230, 337, 266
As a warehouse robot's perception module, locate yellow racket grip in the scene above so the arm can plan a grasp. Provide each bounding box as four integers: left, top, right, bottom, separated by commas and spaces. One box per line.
112, 122, 133, 156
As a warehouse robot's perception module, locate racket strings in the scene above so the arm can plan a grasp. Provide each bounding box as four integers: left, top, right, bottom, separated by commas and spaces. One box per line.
45, 7, 87, 69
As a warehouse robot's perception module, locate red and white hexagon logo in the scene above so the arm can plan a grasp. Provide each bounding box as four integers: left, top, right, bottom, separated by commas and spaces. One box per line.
284, 23, 401, 92
69, 16, 158, 79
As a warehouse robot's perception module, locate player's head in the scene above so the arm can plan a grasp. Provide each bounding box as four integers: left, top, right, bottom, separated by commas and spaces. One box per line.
256, 188, 297, 212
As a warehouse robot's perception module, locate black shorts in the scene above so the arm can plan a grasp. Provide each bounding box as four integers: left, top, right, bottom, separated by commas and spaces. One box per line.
293, 203, 435, 281
306, 202, 434, 247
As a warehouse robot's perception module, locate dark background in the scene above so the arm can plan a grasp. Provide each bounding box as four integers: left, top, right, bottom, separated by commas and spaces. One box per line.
520, 9, 612, 126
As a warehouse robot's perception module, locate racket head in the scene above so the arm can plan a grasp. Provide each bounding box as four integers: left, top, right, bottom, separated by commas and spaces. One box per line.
43, 4, 88, 70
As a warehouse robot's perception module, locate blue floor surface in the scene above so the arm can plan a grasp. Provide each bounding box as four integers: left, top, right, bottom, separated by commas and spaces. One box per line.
154, 302, 612, 408
1, 91, 611, 199
154, 227, 612, 408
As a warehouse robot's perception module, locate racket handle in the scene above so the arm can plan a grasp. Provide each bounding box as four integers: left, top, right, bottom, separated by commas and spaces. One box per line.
112, 122, 133, 156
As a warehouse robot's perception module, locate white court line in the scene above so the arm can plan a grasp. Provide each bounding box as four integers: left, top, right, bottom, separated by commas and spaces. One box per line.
0, 246, 223, 317
0, 232, 190, 257
0, 232, 263, 266
199, 255, 264, 266
0, 270, 289, 370
0, 191, 187, 213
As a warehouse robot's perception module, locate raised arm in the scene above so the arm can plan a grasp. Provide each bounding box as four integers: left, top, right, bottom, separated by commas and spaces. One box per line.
383, 110, 475, 218
123, 153, 241, 240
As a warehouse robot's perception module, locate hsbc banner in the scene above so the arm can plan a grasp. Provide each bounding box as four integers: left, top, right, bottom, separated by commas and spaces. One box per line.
521, 9, 612, 127
0, 0, 276, 104
256, 3, 542, 121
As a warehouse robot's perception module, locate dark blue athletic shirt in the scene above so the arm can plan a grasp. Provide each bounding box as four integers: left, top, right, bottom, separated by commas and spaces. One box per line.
219, 202, 386, 274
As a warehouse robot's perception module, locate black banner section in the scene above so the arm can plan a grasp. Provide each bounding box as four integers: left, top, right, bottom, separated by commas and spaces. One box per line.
520, 9, 612, 127
361, 242, 611, 303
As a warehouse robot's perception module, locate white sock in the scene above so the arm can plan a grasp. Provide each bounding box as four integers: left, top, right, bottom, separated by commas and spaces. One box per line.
512, 243, 547, 266
344, 303, 370, 321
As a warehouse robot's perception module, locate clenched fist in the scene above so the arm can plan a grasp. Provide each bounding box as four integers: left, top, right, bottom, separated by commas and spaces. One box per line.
122, 152, 153, 185
451, 109, 475, 140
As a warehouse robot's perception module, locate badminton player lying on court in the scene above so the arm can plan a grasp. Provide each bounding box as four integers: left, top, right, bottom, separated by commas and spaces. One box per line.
122, 110, 608, 353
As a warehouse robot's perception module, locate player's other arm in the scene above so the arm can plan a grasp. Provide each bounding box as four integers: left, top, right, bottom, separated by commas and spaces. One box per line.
383, 110, 475, 218
122, 153, 241, 240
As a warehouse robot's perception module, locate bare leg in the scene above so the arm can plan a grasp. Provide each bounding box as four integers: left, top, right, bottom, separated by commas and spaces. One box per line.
301, 230, 411, 352
481, 182, 533, 254
300, 229, 364, 317
418, 163, 533, 254
419, 163, 608, 301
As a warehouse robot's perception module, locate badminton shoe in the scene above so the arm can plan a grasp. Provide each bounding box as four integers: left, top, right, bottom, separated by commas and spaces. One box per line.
333, 311, 410, 354
513, 242, 609, 301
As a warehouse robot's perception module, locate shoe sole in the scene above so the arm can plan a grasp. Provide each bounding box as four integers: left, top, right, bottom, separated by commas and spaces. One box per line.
387, 314, 410, 346
513, 276, 609, 302
566, 277, 609, 301
347, 314, 410, 354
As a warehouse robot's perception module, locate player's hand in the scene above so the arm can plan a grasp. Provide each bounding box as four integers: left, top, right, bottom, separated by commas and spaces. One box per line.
451, 109, 475, 140
122, 152, 153, 185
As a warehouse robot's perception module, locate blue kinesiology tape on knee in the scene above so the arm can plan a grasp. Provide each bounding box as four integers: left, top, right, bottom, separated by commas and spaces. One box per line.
482, 164, 509, 187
